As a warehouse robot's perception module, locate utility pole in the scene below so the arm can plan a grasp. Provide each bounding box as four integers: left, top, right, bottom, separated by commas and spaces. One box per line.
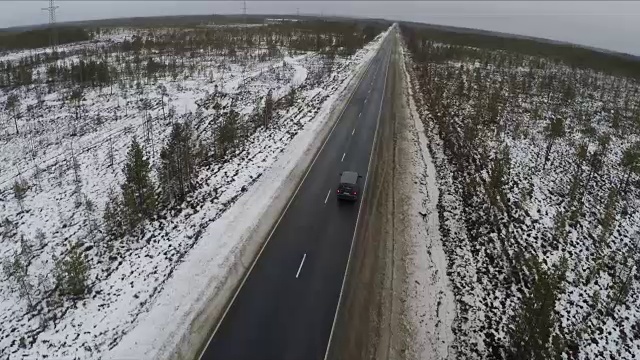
42, 0, 59, 52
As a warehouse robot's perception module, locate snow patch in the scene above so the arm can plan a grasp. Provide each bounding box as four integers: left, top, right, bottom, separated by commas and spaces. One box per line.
399, 36, 456, 360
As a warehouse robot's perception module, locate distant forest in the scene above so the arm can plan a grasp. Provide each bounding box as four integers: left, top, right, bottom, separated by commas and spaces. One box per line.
0, 27, 89, 51
400, 21, 640, 79
1, 15, 637, 79
0, 14, 384, 52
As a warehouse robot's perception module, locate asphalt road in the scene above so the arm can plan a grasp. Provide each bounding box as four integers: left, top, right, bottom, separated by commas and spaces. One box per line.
199, 29, 395, 360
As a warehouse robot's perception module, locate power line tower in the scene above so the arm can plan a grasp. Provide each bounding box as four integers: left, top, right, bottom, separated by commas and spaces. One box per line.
242, 0, 247, 25
241, 0, 247, 87
42, 0, 59, 51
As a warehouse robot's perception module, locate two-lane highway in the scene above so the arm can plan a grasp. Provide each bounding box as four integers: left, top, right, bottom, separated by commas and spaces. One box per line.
199, 28, 395, 360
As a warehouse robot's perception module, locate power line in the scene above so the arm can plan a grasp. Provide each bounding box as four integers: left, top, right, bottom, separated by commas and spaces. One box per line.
41, 0, 59, 51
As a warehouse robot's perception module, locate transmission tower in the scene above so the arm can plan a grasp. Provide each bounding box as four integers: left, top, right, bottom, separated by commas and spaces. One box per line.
241, 0, 247, 86
242, 0, 247, 25
42, 0, 59, 51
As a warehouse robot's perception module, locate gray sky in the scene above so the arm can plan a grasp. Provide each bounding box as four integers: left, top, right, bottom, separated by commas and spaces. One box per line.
2, 1, 639, 55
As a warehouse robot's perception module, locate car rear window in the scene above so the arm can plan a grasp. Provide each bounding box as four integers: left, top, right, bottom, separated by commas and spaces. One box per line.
339, 184, 357, 192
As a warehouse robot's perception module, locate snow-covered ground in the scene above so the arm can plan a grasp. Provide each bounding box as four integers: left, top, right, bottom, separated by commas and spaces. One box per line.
402, 30, 640, 359
398, 39, 456, 360
0, 25, 390, 359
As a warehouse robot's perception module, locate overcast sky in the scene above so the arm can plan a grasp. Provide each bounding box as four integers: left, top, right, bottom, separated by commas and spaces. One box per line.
2, 1, 639, 55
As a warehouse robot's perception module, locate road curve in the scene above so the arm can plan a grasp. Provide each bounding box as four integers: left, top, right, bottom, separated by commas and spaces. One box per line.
198, 28, 395, 360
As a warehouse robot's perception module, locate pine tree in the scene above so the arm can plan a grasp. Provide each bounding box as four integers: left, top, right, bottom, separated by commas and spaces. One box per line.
288, 87, 296, 107
552, 208, 568, 243
598, 187, 619, 248
121, 137, 156, 230
158, 84, 168, 121
487, 145, 511, 211
103, 190, 125, 240
608, 253, 634, 314
620, 142, 640, 192
575, 142, 589, 172
158, 121, 198, 205
84, 194, 98, 235
542, 117, 566, 169
69, 87, 84, 124
2, 249, 34, 309
611, 107, 622, 133
508, 257, 568, 360
264, 89, 274, 128
585, 133, 611, 190
4, 93, 20, 135
34, 228, 46, 249
1, 217, 18, 240
53, 244, 90, 297
107, 135, 115, 169
216, 111, 239, 160
13, 179, 28, 211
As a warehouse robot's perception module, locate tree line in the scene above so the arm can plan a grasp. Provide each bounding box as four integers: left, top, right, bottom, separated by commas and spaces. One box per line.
103, 86, 282, 239
400, 21, 640, 79
0, 26, 89, 52
0, 20, 385, 89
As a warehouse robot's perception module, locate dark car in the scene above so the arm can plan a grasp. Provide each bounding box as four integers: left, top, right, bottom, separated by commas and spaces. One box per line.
336, 171, 361, 201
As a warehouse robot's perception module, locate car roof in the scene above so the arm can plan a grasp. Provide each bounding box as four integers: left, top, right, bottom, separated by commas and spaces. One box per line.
340, 171, 358, 184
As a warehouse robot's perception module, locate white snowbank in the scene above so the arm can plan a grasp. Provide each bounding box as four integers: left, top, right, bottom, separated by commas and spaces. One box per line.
399, 35, 456, 360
